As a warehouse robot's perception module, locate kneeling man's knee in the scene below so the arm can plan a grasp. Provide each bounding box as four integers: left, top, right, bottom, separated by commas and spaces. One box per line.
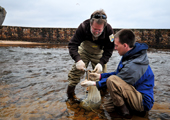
106, 75, 117, 86
106, 75, 124, 88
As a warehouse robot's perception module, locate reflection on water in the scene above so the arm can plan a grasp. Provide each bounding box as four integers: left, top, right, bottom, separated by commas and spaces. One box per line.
0, 46, 170, 120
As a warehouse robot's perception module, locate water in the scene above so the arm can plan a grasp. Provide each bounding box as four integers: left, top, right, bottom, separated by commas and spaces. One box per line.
0, 46, 170, 120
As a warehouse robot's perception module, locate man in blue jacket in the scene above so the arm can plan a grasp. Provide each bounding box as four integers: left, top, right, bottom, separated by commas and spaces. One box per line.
81, 29, 154, 118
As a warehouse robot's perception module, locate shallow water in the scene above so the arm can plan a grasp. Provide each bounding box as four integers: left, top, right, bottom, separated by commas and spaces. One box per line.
0, 46, 170, 120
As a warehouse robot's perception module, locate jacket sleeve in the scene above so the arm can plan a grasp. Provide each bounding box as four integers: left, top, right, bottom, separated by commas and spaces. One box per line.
101, 72, 116, 78
96, 78, 107, 90
96, 72, 116, 90
68, 23, 85, 62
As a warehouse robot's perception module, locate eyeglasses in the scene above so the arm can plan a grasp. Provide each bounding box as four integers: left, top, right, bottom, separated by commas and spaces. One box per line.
92, 14, 107, 19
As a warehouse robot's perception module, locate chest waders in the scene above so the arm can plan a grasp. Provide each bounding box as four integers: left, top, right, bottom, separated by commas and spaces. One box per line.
67, 40, 107, 102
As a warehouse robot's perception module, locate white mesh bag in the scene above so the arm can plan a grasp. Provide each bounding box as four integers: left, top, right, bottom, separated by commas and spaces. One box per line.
80, 70, 101, 111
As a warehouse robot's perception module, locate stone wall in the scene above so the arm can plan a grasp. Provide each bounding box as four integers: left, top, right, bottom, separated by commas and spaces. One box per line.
0, 26, 170, 48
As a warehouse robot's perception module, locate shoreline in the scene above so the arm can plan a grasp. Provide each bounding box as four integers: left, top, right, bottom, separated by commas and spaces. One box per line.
0, 40, 68, 48
0, 40, 170, 52
0, 40, 47, 45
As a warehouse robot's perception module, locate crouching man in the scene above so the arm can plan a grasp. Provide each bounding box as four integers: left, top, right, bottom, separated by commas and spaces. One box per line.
81, 29, 154, 119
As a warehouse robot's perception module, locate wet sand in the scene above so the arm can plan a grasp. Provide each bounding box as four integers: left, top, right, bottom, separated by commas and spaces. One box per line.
0, 40, 170, 120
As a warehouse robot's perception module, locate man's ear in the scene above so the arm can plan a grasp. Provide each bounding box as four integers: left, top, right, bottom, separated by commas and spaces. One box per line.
123, 43, 128, 48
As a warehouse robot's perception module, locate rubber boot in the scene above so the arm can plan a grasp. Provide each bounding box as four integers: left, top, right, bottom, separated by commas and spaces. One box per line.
66, 85, 81, 103
115, 104, 132, 119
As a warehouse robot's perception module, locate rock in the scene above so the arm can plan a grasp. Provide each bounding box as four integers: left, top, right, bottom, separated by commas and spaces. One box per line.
159, 113, 170, 120
0, 6, 6, 25
14, 113, 21, 118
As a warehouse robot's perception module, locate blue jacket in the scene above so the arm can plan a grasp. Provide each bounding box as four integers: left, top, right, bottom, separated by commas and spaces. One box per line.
96, 42, 154, 111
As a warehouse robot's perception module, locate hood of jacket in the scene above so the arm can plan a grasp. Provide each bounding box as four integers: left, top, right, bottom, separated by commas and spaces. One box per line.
122, 42, 149, 65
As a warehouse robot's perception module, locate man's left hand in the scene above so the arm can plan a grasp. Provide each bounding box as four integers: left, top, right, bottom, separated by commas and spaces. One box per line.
81, 79, 96, 87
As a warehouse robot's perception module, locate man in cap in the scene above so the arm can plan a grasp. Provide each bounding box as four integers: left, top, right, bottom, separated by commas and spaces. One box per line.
67, 9, 114, 102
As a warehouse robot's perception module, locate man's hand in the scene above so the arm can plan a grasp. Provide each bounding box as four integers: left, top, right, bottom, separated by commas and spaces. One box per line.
89, 73, 100, 81
76, 60, 85, 71
81, 79, 96, 87
94, 63, 103, 73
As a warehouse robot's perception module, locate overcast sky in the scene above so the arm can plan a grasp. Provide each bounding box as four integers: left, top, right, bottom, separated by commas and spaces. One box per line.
1, 0, 170, 29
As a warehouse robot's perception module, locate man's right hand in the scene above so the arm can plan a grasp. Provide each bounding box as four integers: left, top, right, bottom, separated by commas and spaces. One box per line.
89, 73, 101, 81
76, 60, 85, 71
81, 79, 96, 87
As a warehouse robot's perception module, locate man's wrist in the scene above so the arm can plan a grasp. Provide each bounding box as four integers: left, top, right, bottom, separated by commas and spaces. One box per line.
93, 81, 96, 86
99, 61, 104, 67
75, 56, 81, 63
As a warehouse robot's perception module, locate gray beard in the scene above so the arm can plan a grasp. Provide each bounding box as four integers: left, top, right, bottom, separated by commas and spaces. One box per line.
90, 28, 102, 38
92, 32, 101, 38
